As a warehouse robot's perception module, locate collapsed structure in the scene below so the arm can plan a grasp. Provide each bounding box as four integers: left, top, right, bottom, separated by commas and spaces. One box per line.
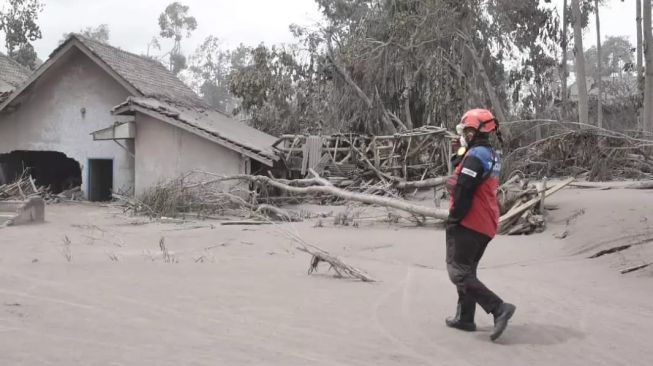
273, 125, 454, 185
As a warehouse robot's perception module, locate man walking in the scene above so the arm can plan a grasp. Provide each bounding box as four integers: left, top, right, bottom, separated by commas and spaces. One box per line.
444, 108, 516, 341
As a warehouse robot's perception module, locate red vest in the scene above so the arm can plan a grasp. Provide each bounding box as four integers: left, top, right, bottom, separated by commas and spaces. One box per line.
447, 153, 500, 238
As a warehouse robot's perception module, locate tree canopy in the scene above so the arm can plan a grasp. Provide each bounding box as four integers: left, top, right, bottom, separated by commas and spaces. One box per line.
0, 0, 44, 69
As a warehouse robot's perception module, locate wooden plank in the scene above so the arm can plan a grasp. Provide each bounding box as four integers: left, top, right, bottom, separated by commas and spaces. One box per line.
499, 178, 574, 227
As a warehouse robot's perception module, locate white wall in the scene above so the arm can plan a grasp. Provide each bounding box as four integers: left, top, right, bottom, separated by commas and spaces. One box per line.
134, 113, 247, 195
0, 48, 134, 196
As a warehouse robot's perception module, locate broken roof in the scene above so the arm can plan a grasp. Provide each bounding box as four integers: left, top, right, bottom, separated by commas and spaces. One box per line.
113, 97, 279, 166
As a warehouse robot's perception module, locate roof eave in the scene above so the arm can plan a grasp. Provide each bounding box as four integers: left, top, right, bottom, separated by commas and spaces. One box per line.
114, 102, 277, 167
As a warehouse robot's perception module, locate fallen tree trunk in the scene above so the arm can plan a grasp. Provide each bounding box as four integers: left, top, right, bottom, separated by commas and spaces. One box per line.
394, 177, 447, 190
206, 170, 450, 220
191, 170, 572, 235
625, 181, 653, 189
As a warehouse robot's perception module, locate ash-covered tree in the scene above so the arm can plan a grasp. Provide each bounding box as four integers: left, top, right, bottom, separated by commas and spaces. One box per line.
158, 2, 197, 75
61, 24, 110, 44
310, 0, 560, 135
228, 0, 561, 140
188, 36, 238, 112
584, 36, 634, 78
643, 0, 653, 133
229, 44, 326, 135
0, 0, 44, 70
571, 0, 589, 125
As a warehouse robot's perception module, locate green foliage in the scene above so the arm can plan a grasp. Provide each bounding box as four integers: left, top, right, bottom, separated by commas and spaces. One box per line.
0, 0, 44, 69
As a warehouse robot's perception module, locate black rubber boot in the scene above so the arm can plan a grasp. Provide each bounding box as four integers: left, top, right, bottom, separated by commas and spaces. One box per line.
445, 304, 477, 332
459, 298, 476, 323
490, 302, 516, 341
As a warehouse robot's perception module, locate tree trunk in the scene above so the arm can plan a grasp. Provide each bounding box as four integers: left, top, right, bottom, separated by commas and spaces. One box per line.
644, 0, 653, 133
572, 0, 590, 126
465, 42, 508, 124
395, 177, 447, 190
403, 71, 414, 129
326, 42, 398, 134
215, 171, 450, 219
595, 0, 603, 128
561, 0, 569, 118
638, 0, 645, 97
637, 0, 644, 131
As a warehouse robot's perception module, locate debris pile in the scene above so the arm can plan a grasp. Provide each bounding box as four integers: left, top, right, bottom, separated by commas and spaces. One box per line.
498, 175, 575, 235
0, 170, 83, 203
503, 125, 652, 181
0, 171, 44, 200
114, 168, 574, 236
113, 172, 301, 222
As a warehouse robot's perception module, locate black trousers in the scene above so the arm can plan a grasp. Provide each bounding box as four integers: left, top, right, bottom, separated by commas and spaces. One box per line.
446, 224, 503, 315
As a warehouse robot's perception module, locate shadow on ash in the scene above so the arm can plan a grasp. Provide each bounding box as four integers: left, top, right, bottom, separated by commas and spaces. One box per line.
0, 197, 45, 227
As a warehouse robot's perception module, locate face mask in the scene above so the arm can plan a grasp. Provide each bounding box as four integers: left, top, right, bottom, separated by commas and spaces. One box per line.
455, 123, 468, 148
459, 135, 468, 148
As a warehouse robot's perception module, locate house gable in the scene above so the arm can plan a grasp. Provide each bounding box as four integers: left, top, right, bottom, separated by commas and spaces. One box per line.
0, 40, 140, 112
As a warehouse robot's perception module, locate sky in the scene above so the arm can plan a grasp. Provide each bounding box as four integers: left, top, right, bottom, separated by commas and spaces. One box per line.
0, 0, 641, 60
552, 0, 638, 48
3, 0, 323, 60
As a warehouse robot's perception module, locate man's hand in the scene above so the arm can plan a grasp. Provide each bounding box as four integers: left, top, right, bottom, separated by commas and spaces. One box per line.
451, 137, 461, 152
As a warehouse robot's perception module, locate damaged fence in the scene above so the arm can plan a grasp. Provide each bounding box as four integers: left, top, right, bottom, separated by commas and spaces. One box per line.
273, 125, 455, 186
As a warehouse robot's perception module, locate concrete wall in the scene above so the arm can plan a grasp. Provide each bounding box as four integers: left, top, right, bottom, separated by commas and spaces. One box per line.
134, 113, 248, 195
0, 48, 134, 196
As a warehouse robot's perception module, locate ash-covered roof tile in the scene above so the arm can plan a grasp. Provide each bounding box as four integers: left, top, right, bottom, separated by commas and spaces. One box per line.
113, 97, 279, 164
62, 34, 206, 107
0, 53, 31, 89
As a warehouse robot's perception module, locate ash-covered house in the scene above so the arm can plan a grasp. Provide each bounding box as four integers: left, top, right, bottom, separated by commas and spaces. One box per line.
0, 35, 278, 201
0, 53, 32, 185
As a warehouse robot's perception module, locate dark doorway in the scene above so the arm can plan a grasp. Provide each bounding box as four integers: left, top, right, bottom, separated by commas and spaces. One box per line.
0, 150, 82, 193
88, 159, 113, 202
